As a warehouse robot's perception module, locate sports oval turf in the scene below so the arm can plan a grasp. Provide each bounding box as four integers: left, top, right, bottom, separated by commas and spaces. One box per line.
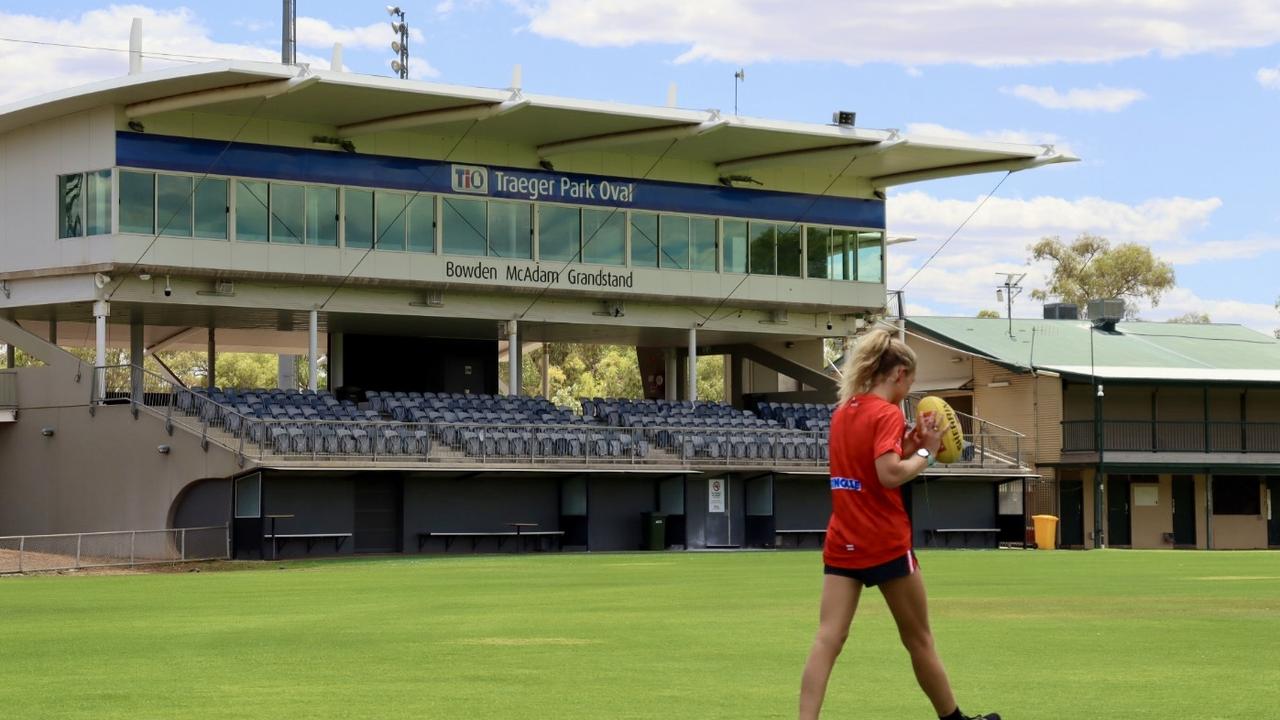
1, 550, 1277, 719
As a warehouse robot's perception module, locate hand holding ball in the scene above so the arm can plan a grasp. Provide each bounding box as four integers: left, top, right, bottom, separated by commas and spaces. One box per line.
916, 396, 965, 464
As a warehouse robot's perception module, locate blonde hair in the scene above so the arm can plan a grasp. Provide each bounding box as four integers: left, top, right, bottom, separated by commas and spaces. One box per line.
838, 328, 917, 404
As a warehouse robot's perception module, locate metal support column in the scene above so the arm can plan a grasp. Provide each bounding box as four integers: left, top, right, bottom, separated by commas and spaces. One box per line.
130, 314, 144, 402
540, 343, 550, 399
207, 325, 216, 390
507, 320, 519, 397
664, 349, 678, 401
308, 309, 318, 392
687, 327, 698, 403
93, 300, 110, 400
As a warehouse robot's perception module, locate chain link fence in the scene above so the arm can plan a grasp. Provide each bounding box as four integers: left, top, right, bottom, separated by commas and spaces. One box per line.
0, 525, 228, 574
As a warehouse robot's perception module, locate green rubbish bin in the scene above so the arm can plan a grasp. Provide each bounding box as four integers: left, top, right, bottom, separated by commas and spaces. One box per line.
641, 512, 667, 551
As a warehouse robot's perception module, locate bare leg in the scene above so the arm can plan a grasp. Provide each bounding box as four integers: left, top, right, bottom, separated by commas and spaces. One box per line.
798, 574, 862, 720
879, 569, 957, 716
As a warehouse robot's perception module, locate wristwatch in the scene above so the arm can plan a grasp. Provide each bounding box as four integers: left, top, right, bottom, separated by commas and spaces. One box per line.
916, 447, 936, 467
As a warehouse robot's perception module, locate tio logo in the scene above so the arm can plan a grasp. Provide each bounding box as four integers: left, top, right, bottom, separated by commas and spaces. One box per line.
451, 164, 489, 194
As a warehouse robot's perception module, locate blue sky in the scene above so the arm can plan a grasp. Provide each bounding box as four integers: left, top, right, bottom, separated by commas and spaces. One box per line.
1, 1, 1277, 333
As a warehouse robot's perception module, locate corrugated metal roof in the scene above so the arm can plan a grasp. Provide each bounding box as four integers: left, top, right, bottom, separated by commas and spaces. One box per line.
907, 317, 1280, 383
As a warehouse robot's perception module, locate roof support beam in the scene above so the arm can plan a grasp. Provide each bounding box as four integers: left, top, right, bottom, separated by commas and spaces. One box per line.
716, 134, 904, 174
124, 69, 319, 119
337, 94, 530, 136
871, 152, 1069, 189
537, 113, 726, 158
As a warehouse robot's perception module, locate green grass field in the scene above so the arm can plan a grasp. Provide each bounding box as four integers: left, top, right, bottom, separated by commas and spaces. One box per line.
2, 550, 1278, 719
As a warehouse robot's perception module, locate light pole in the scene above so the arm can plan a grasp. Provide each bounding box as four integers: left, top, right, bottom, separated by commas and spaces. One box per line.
995, 272, 1026, 338
387, 6, 409, 79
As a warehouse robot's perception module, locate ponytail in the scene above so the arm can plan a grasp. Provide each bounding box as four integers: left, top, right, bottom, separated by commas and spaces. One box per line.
838, 328, 917, 404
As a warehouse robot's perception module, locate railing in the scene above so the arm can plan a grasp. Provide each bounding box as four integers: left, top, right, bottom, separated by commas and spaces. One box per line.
88, 364, 1028, 470
1062, 420, 1280, 453
0, 525, 229, 574
0, 369, 16, 408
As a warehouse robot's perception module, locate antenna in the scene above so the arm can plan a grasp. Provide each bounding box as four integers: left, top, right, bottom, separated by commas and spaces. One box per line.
995, 272, 1026, 338
733, 68, 745, 115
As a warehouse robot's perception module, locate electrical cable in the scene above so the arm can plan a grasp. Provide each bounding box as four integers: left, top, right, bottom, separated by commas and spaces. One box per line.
896, 170, 1011, 292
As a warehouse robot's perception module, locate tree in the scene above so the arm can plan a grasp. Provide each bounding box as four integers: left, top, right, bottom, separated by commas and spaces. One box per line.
1167, 312, 1211, 324
1029, 234, 1175, 317
976, 309, 1001, 319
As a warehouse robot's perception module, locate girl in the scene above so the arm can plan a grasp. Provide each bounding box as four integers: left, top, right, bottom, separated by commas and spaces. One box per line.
798, 329, 999, 720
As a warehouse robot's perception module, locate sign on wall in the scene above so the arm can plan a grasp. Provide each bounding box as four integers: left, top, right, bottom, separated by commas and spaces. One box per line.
709, 478, 726, 513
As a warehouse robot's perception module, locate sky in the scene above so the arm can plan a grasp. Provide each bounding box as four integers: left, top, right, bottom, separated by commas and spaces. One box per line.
1, 1, 1277, 335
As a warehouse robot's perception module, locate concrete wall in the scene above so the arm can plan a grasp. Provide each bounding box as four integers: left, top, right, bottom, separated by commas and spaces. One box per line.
404, 474, 561, 553
587, 476, 658, 552
910, 480, 998, 548
1129, 476, 1172, 549
262, 474, 355, 558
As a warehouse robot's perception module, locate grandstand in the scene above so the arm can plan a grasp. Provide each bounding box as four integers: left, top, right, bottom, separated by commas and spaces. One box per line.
0, 52, 1069, 557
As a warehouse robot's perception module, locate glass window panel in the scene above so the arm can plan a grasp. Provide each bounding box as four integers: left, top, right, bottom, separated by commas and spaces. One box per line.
659, 215, 690, 269
442, 196, 487, 256
234, 473, 261, 518
722, 220, 747, 274
831, 229, 854, 280
119, 172, 155, 235
629, 212, 658, 268
749, 222, 776, 275
375, 191, 407, 250
269, 183, 304, 244
235, 180, 269, 243
691, 218, 717, 272
777, 224, 802, 278
806, 227, 830, 279
857, 231, 883, 283
58, 174, 84, 238
86, 170, 112, 236
157, 174, 194, 237
304, 186, 336, 246
343, 188, 373, 249
407, 195, 435, 253
538, 205, 580, 262
194, 178, 228, 240
581, 209, 625, 266
488, 201, 532, 259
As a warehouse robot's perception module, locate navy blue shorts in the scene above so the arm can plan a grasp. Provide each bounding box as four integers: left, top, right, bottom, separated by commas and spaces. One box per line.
824, 550, 919, 587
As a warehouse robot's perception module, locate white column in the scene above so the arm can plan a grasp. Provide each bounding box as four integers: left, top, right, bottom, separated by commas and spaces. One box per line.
308, 309, 319, 392
687, 327, 698, 403
93, 301, 110, 399
664, 349, 677, 401
278, 355, 297, 391
506, 320, 519, 397
540, 344, 550, 399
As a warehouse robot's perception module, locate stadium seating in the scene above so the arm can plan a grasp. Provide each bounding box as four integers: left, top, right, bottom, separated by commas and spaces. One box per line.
168, 387, 827, 463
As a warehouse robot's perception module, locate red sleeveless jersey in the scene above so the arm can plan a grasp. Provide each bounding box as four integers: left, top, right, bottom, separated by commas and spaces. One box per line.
823, 393, 913, 569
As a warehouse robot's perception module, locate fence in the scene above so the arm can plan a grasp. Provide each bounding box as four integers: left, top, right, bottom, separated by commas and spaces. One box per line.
1062, 420, 1280, 453
0, 525, 228, 574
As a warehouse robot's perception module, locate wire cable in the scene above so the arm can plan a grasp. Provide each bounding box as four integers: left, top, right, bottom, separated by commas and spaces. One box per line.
0, 36, 258, 64
897, 171, 1011, 292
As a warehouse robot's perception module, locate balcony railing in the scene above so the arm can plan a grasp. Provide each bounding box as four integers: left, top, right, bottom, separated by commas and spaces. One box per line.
1062, 420, 1280, 453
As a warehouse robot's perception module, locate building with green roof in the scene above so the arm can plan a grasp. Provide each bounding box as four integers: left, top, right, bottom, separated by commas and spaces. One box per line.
902, 314, 1280, 551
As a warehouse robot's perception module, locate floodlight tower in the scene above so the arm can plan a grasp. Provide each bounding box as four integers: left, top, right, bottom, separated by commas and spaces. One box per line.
387, 6, 409, 79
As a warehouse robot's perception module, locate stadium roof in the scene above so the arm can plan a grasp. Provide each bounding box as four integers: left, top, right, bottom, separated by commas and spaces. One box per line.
0, 60, 1076, 188
907, 317, 1280, 383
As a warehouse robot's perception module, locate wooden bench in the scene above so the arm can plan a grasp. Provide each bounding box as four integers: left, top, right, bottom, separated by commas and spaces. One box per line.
776, 528, 826, 548
263, 533, 352, 554
419, 530, 565, 552
924, 528, 999, 548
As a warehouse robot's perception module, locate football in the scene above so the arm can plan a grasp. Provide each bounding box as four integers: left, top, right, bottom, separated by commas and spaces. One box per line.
916, 395, 965, 464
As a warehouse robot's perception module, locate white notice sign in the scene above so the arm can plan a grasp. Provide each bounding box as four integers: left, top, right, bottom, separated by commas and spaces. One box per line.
709, 478, 725, 513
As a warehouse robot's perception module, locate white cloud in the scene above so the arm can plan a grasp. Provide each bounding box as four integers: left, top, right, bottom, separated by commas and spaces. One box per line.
885, 190, 1279, 333
904, 123, 1074, 158
1259, 67, 1280, 89
511, 0, 1280, 67
295, 17, 426, 50
1002, 84, 1146, 111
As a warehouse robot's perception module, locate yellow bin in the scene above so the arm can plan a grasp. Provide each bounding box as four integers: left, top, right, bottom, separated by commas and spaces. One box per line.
1032, 515, 1058, 550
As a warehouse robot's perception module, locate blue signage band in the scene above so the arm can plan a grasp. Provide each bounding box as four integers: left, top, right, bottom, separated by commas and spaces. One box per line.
116, 132, 886, 230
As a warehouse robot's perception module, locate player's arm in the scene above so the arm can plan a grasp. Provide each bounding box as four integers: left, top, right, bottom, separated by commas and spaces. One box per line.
875, 417, 941, 489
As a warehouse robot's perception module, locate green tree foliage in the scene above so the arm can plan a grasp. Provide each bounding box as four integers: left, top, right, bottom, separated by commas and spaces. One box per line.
976, 309, 1001, 318
1166, 312, 1211, 324
507, 343, 725, 407
1029, 234, 1175, 317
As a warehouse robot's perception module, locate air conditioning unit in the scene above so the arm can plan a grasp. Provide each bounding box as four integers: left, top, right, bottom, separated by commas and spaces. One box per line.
1087, 298, 1125, 330
1043, 303, 1079, 320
